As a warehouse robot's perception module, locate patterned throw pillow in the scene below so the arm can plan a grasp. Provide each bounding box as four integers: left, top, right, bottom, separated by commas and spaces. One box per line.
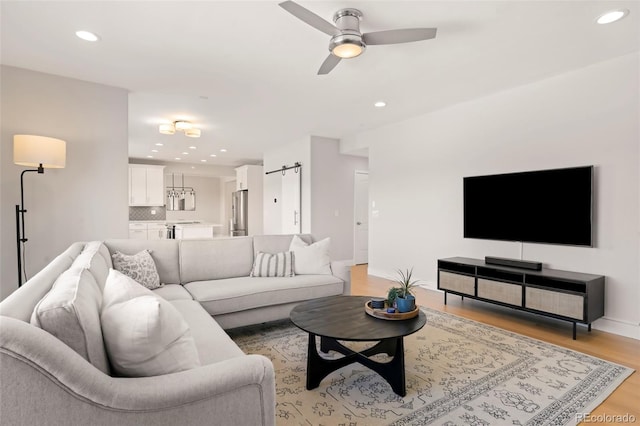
111, 250, 161, 290
250, 251, 295, 277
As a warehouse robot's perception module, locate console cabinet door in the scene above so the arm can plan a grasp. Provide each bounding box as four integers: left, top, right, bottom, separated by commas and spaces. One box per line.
439, 271, 475, 295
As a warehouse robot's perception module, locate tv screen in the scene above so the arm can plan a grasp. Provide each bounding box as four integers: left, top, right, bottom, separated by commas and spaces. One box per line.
463, 166, 593, 246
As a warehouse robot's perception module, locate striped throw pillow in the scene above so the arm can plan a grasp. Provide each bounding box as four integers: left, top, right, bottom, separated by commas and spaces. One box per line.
250, 251, 295, 277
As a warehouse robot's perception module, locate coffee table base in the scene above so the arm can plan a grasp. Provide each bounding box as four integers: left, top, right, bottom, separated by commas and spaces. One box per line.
305, 333, 406, 396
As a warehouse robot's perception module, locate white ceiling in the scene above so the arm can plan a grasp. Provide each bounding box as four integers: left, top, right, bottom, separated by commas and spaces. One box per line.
2, 1, 638, 168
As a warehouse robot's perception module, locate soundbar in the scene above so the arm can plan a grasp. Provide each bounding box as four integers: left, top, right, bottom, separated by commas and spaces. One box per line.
485, 256, 542, 271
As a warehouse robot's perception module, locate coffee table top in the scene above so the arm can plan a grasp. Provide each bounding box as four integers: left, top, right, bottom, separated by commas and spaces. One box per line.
290, 295, 426, 341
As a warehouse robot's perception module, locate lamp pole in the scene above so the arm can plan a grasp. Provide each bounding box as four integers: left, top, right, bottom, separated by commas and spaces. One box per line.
16, 165, 44, 287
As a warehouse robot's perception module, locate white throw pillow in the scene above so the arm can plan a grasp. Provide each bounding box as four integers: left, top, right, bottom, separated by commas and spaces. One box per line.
288, 235, 332, 275
31, 267, 111, 374
111, 250, 161, 290
251, 251, 295, 277
101, 269, 200, 377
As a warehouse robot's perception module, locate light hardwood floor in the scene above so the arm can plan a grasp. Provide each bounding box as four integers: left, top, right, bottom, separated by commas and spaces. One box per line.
350, 265, 639, 424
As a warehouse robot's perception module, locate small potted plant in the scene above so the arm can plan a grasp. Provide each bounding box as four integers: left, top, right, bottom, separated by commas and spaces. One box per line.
387, 268, 419, 313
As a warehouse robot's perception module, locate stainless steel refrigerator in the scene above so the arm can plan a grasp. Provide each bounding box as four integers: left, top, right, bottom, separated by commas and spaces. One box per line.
231, 190, 248, 236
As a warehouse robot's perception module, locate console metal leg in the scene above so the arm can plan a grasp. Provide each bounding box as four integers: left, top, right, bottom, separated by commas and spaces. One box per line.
572, 323, 577, 340
444, 291, 447, 305
588, 324, 592, 332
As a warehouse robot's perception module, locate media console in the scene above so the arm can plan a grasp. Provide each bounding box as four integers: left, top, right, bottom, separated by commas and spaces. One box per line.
437, 257, 605, 339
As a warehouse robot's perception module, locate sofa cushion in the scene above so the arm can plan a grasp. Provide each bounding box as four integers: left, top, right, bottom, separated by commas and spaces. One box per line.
104, 239, 181, 285
169, 299, 245, 365
180, 237, 254, 283
30, 267, 110, 374
112, 250, 162, 290
101, 269, 200, 377
152, 284, 193, 301
252, 234, 313, 255
250, 251, 295, 277
289, 235, 332, 275
72, 241, 112, 291
184, 275, 344, 316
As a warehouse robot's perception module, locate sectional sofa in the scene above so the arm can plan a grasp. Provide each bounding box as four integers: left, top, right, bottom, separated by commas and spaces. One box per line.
0, 234, 351, 426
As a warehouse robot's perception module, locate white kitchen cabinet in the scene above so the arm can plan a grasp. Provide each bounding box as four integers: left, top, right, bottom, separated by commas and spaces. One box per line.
129, 164, 165, 206
235, 165, 262, 191
147, 223, 167, 240
129, 223, 148, 240
129, 222, 167, 240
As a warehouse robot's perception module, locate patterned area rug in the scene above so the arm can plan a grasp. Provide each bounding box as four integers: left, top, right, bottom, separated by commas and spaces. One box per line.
228, 307, 633, 426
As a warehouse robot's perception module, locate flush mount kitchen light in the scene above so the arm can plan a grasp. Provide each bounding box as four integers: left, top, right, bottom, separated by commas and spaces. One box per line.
182, 152, 189, 155
210, 154, 217, 157
185, 129, 201, 138
374, 101, 387, 108
155, 143, 163, 146
151, 149, 158, 153
220, 148, 227, 152
146, 155, 153, 158
158, 120, 201, 137
596, 9, 629, 24
189, 146, 197, 149
175, 157, 181, 160
201, 159, 207, 162
75, 30, 100, 42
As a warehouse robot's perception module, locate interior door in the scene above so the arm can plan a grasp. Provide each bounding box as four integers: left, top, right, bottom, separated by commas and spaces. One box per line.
281, 168, 301, 234
354, 171, 369, 264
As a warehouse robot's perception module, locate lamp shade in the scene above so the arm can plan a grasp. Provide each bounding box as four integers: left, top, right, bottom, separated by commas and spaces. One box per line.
14, 135, 66, 169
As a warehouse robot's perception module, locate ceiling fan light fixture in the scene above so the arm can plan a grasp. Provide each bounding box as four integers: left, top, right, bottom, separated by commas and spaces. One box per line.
330, 34, 366, 59
159, 123, 176, 135
185, 128, 201, 138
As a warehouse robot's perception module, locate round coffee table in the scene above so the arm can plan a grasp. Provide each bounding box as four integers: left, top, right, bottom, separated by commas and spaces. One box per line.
290, 295, 426, 396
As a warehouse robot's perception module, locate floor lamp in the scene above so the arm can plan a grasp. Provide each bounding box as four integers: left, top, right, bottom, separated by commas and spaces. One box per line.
14, 135, 66, 288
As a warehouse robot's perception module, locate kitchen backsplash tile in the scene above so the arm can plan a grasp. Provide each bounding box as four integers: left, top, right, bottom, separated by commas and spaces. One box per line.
129, 206, 167, 221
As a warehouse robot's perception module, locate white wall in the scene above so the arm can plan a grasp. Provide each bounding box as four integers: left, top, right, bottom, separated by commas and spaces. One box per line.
164, 174, 222, 226
1, 66, 129, 299
310, 136, 369, 260
353, 53, 639, 339
263, 136, 368, 260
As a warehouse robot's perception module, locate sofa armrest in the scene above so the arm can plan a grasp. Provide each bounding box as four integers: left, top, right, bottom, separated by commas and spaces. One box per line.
331, 259, 353, 295
0, 317, 275, 426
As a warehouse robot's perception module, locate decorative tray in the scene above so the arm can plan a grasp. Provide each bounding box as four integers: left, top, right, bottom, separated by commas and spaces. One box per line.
364, 301, 419, 321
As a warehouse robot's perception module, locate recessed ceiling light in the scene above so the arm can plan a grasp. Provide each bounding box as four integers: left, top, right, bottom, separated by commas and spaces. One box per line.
201, 159, 207, 162
191, 166, 196, 169
210, 154, 217, 157
155, 143, 163, 146
75, 30, 100, 42
146, 155, 153, 158
220, 148, 227, 152
175, 157, 181, 160
374, 101, 386, 108
596, 9, 629, 24
182, 152, 189, 155
151, 149, 158, 153
189, 146, 197, 149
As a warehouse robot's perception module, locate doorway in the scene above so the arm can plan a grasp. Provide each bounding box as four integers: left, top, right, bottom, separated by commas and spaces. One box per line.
353, 171, 369, 264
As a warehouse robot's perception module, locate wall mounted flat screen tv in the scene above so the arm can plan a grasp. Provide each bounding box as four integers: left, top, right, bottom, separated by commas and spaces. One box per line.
463, 166, 593, 246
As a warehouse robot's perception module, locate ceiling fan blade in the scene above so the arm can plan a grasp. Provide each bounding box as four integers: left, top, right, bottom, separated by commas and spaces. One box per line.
363, 28, 437, 45
279, 1, 338, 36
318, 54, 341, 75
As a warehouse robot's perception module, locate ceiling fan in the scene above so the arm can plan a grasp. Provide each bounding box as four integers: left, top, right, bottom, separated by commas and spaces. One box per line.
279, 1, 437, 75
